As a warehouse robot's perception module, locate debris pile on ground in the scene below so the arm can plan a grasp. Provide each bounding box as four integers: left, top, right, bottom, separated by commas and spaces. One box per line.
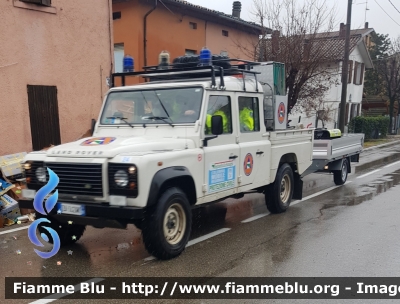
0, 152, 34, 228
0, 175, 22, 227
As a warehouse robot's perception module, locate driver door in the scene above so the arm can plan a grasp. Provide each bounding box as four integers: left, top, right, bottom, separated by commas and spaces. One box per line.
202, 94, 240, 202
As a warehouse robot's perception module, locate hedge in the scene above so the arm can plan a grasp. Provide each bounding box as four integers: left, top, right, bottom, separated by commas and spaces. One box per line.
348, 116, 390, 140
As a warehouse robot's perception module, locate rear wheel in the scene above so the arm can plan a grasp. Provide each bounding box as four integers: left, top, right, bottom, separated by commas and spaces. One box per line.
142, 187, 192, 260
265, 163, 294, 213
333, 159, 349, 185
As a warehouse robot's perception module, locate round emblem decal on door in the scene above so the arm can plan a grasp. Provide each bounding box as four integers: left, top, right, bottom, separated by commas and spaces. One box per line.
243, 153, 253, 176
277, 102, 286, 124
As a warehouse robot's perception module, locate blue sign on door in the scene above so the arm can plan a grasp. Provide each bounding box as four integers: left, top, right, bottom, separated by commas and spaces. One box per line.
208, 160, 236, 193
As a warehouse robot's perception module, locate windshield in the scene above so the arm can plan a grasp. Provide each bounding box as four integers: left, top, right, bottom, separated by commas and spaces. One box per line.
100, 87, 203, 125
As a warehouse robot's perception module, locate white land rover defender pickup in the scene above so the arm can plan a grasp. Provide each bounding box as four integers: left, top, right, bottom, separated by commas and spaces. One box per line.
19, 60, 362, 260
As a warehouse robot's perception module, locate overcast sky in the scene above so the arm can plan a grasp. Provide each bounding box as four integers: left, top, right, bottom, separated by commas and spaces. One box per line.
187, 0, 400, 39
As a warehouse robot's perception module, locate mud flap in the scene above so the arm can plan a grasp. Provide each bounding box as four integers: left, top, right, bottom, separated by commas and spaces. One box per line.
292, 174, 303, 200
350, 154, 360, 162
329, 158, 351, 174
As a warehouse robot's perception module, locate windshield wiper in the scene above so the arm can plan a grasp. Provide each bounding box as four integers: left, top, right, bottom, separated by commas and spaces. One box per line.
153, 91, 171, 119
143, 116, 174, 127
106, 117, 134, 128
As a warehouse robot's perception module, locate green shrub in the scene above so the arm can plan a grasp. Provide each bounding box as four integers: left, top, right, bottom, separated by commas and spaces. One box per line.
348, 116, 390, 140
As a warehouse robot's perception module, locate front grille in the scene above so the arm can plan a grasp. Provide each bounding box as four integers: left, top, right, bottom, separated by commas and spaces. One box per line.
45, 163, 103, 196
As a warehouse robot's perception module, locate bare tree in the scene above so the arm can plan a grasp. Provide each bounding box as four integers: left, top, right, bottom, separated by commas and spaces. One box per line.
375, 36, 400, 134
236, 0, 340, 118
290, 70, 339, 127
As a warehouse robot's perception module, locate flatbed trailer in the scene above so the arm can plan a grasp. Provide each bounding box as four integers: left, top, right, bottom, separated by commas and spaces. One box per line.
302, 131, 364, 185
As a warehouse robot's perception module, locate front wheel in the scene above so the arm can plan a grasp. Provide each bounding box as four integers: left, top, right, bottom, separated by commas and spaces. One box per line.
265, 163, 294, 214
142, 187, 192, 260
333, 159, 349, 185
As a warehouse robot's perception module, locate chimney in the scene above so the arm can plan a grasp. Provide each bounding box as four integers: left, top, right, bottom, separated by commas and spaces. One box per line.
365, 22, 369, 29
271, 30, 280, 57
232, 1, 241, 18
339, 23, 346, 38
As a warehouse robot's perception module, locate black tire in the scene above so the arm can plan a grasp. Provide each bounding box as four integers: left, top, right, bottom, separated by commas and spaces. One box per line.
35, 212, 86, 246
265, 163, 294, 214
142, 187, 192, 260
333, 159, 349, 185
132, 219, 142, 230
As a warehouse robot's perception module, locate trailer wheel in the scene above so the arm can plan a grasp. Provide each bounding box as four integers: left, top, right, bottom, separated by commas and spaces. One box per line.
333, 159, 348, 185
265, 163, 294, 213
142, 187, 192, 260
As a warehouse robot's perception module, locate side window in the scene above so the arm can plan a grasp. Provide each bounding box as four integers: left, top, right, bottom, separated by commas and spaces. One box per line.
238, 97, 260, 132
205, 96, 232, 134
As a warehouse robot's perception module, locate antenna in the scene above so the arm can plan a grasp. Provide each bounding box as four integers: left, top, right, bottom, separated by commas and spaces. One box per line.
356, 0, 369, 23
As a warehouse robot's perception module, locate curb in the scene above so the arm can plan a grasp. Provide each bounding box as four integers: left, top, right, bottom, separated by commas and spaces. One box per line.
362, 139, 400, 152
354, 140, 400, 173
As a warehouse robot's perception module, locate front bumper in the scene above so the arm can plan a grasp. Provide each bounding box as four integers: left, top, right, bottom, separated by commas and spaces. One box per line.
18, 198, 144, 229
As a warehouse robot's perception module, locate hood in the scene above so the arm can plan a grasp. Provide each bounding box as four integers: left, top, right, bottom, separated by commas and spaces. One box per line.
46, 136, 192, 158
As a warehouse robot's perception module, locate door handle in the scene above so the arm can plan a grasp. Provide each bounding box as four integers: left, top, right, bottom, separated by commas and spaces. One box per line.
256, 151, 264, 155
229, 155, 238, 159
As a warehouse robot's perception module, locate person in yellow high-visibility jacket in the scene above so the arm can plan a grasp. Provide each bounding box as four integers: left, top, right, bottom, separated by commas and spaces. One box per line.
205, 110, 229, 134
239, 106, 254, 132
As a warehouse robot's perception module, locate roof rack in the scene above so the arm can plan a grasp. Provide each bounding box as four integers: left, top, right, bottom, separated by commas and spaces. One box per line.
111, 59, 261, 92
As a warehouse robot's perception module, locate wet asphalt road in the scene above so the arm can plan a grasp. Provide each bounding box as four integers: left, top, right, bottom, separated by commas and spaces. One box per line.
2, 144, 400, 304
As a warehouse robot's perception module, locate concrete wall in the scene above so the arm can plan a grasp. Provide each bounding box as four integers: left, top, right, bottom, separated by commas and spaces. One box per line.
325, 46, 365, 104
205, 22, 259, 60
112, 0, 259, 86
0, 0, 113, 155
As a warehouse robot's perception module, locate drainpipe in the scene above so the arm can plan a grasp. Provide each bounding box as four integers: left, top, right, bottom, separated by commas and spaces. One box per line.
144, 0, 158, 68
107, 0, 113, 81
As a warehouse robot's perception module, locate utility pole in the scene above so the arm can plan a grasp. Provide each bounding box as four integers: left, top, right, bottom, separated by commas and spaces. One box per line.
339, 0, 353, 132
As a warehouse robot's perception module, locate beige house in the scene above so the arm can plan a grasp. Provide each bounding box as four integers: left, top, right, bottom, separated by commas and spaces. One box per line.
0, 0, 113, 155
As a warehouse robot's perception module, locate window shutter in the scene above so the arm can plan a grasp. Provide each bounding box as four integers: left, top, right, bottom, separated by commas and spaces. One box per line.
348, 60, 353, 83
360, 63, 365, 84
353, 62, 358, 84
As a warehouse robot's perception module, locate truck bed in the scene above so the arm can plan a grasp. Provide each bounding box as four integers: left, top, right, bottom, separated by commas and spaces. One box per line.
301, 133, 364, 177
312, 133, 364, 162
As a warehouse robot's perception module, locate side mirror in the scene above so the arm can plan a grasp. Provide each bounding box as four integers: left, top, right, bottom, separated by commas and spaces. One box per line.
211, 115, 223, 135
91, 119, 96, 136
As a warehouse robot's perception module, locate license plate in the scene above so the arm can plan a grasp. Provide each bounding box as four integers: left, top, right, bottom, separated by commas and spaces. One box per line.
57, 203, 86, 216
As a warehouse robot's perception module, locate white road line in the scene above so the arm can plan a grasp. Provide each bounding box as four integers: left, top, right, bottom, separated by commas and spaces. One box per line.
384, 160, 400, 168
241, 212, 269, 223
357, 169, 381, 179
186, 228, 230, 247
143, 256, 156, 262
29, 278, 104, 304
291, 181, 353, 206
0, 225, 30, 235
143, 228, 231, 262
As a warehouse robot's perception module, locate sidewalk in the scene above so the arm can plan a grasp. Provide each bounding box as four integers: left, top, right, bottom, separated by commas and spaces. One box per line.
354, 138, 400, 173
362, 135, 400, 151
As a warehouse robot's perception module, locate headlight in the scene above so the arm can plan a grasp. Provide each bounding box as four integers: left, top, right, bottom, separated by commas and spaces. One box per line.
23, 163, 31, 170
114, 170, 128, 187
35, 167, 47, 183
